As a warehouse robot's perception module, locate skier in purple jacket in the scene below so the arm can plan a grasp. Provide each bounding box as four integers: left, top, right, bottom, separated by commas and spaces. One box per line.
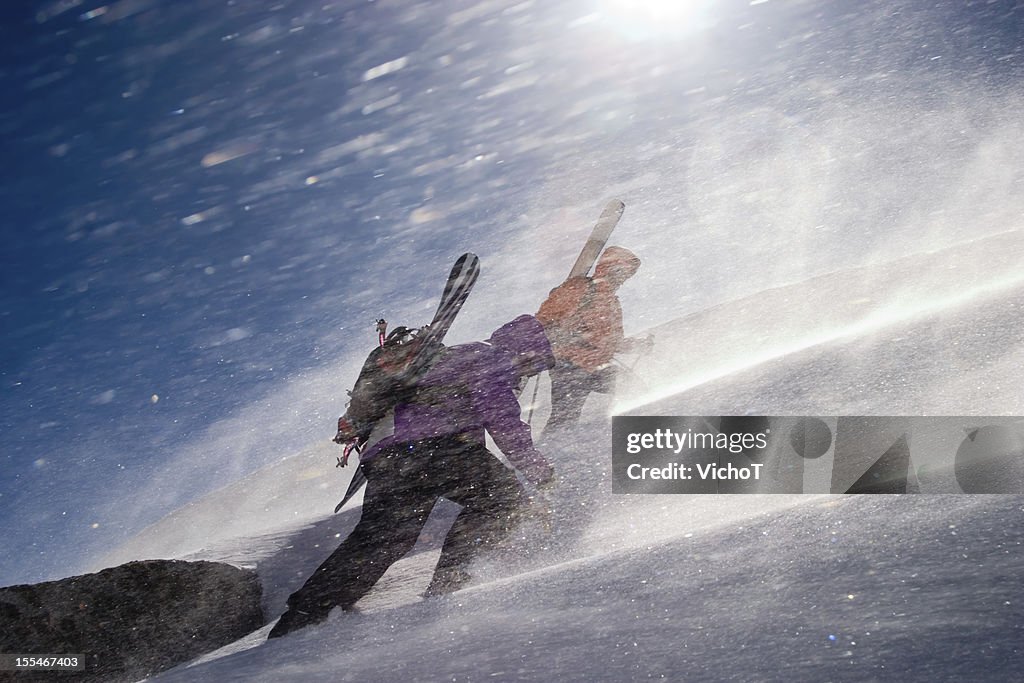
270, 315, 555, 638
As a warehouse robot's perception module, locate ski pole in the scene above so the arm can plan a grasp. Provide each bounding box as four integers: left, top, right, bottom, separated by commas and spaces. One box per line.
525, 374, 541, 425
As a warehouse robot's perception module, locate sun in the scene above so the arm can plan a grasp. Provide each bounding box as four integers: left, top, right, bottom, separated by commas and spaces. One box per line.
596, 0, 718, 40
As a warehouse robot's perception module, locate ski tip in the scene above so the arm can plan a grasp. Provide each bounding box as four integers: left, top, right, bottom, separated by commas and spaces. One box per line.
452, 252, 479, 268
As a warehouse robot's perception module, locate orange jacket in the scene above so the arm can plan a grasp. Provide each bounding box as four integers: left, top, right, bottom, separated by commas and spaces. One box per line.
536, 276, 624, 372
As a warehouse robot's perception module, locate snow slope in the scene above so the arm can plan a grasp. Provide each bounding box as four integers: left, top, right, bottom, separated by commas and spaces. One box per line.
150, 494, 1021, 683
95, 439, 359, 571
102, 244, 1024, 682
616, 227, 1024, 416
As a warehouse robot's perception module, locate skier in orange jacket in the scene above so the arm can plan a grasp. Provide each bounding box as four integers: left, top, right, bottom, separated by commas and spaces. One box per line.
536, 246, 645, 431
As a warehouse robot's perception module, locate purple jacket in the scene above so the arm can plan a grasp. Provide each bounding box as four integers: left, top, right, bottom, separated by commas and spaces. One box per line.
360, 315, 554, 481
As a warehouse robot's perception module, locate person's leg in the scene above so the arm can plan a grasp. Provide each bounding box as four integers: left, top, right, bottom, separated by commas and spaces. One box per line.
424, 443, 528, 596
545, 361, 594, 431
270, 450, 434, 637
588, 364, 618, 395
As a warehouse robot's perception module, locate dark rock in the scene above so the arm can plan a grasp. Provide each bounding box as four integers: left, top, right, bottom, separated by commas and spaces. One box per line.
0, 560, 263, 682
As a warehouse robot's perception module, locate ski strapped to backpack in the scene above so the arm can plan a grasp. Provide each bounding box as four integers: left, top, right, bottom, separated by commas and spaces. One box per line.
567, 199, 625, 279
333, 253, 480, 512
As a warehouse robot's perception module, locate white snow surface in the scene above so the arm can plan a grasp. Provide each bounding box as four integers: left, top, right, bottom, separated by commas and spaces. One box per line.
150, 493, 1023, 683
102, 239, 1024, 682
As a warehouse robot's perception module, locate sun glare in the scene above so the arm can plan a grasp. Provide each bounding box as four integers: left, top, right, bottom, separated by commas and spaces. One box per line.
598, 0, 717, 36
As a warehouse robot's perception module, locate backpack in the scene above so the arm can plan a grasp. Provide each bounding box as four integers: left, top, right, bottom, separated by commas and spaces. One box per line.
334, 326, 432, 449
537, 276, 622, 371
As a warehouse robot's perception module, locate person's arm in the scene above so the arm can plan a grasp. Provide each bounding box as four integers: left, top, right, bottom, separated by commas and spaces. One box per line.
618, 334, 654, 354
536, 277, 589, 330
474, 365, 553, 487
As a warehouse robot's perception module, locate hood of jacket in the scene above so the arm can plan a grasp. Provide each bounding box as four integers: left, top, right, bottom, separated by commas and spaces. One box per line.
486, 314, 555, 379
593, 245, 641, 284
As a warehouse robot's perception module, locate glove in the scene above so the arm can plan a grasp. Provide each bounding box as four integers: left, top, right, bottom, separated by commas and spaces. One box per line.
334, 416, 363, 468
618, 335, 652, 355
334, 416, 358, 445
521, 459, 555, 490
626, 334, 654, 354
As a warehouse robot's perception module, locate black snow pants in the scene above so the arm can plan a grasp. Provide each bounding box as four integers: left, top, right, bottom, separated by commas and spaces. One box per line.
282, 434, 526, 620
545, 360, 617, 432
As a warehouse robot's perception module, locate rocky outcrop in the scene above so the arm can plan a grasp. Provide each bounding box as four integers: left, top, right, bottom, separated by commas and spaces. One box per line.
0, 560, 263, 682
